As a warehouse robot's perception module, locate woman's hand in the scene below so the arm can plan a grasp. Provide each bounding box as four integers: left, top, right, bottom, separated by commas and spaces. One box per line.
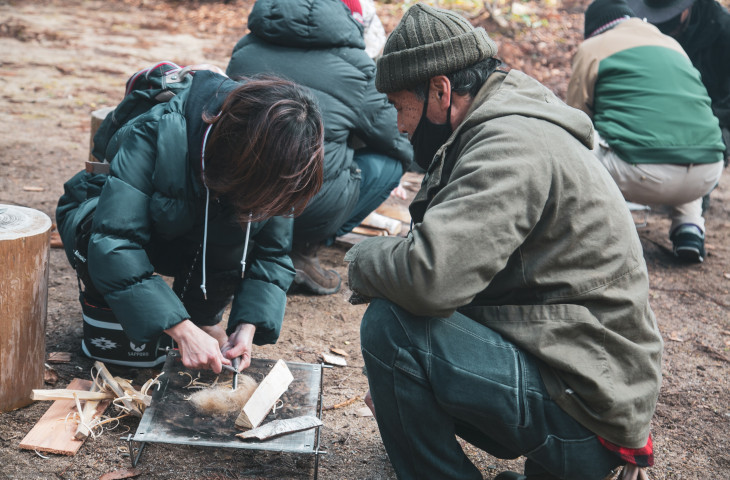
221, 323, 257, 371
165, 320, 231, 373
200, 323, 228, 348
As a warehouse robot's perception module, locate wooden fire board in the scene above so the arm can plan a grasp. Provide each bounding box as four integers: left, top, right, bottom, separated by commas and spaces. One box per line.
19, 378, 111, 455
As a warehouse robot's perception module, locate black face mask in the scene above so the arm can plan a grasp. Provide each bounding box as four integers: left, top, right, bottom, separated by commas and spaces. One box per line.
410, 89, 452, 171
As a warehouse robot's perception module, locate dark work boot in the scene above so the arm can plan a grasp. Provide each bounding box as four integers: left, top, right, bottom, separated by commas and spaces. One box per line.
494, 473, 527, 480
494, 472, 560, 480
290, 242, 341, 295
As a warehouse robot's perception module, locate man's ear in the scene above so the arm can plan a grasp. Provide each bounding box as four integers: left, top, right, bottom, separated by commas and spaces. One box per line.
429, 75, 452, 112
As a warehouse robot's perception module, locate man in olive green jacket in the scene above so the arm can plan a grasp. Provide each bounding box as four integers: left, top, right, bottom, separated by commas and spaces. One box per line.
345, 4, 662, 480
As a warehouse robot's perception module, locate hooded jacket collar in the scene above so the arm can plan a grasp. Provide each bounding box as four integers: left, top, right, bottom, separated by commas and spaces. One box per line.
410, 69, 595, 223
184, 70, 240, 189
248, 0, 365, 50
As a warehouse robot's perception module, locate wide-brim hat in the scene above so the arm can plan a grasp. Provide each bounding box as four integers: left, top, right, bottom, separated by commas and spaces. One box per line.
627, 0, 696, 23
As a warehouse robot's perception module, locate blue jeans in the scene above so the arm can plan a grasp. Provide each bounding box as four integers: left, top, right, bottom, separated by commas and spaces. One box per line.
335, 149, 403, 238
360, 299, 622, 480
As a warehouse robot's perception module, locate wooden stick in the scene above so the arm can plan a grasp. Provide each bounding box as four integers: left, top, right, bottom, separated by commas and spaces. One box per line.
31, 389, 114, 402
74, 380, 101, 440
115, 377, 152, 407
235, 360, 293, 430
323, 395, 360, 411
94, 361, 142, 417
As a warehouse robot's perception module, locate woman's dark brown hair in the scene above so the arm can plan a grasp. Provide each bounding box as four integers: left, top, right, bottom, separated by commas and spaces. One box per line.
202, 76, 324, 223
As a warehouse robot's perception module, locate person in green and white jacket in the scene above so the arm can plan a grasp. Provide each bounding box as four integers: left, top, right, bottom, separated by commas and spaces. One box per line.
568, 0, 724, 263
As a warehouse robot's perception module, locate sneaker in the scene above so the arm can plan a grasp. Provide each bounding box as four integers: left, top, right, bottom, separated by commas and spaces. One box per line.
290, 242, 341, 295
670, 224, 705, 263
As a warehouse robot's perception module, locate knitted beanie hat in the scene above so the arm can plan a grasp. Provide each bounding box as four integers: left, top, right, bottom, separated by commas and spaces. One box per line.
584, 0, 637, 38
375, 3, 497, 93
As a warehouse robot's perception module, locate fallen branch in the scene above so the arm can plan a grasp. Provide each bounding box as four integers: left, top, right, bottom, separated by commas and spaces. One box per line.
650, 286, 730, 310
694, 341, 730, 363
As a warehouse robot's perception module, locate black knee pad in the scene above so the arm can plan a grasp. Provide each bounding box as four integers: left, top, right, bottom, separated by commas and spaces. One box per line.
80, 293, 173, 367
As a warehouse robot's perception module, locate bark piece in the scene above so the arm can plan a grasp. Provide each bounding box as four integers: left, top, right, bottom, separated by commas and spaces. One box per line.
329, 347, 349, 357
47, 352, 71, 363
320, 352, 347, 367
236, 416, 322, 441
99, 468, 142, 480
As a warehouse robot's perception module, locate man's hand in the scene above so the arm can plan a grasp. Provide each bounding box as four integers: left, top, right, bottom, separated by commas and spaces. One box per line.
221, 323, 257, 371
164, 320, 230, 373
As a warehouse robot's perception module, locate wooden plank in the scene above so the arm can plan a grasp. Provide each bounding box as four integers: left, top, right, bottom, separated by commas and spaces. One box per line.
334, 232, 369, 247
31, 389, 114, 402
19, 378, 111, 455
360, 212, 402, 236
352, 225, 388, 237
235, 360, 293, 430
375, 203, 412, 225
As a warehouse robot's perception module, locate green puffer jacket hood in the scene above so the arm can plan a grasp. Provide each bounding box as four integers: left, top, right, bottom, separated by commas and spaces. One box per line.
347, 70, 663, 448
247, 0, 365, 49
57, 71, 295, 346
227, 0, 412, 244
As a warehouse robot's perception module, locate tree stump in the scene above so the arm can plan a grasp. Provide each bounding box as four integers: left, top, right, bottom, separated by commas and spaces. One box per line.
88, 106, 114, 162
0, 205, 52, 412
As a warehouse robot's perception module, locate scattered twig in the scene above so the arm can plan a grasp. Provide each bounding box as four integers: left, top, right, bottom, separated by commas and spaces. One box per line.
651, 286, 730, 310
323, 395, 360, 411
694, 341, 730, 363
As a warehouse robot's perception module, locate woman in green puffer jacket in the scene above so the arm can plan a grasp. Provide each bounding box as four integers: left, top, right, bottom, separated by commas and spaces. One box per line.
56, 68, 324, 373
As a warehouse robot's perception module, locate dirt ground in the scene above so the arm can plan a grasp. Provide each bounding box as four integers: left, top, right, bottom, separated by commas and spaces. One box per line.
1, 1, 728, 479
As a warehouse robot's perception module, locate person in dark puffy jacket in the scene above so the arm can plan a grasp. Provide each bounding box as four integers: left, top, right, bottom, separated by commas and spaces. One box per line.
56, 70, 324, 373
226, 0, 413, 295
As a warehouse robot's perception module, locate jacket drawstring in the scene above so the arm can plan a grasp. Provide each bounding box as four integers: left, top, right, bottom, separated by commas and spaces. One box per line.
200, 122, 252, 299
242, 213, 252, 278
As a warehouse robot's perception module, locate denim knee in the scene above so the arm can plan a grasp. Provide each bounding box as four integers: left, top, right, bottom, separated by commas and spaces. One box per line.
360, 298, 409, 365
